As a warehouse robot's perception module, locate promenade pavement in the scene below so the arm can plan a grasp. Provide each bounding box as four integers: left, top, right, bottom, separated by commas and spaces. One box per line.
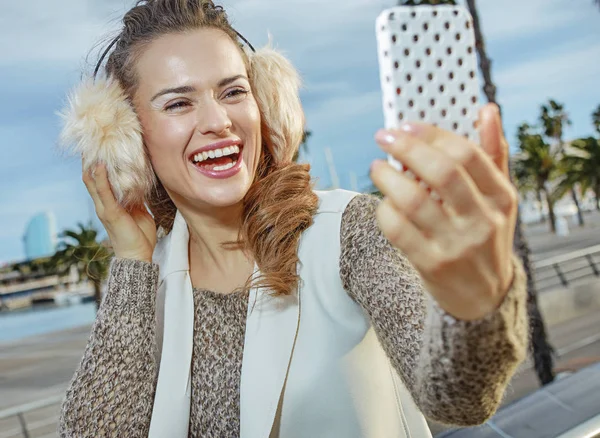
1, 214, 600, 437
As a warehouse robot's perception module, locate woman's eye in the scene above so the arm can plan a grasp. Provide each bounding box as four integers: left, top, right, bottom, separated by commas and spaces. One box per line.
224, 88, 249, 100
165, 101, 190, 112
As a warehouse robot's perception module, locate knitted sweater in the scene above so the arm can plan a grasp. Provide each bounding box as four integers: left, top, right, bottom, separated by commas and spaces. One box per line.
58, 194, 528, 437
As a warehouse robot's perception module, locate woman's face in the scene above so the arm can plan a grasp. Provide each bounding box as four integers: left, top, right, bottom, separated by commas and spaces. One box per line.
133, 28, 262, 210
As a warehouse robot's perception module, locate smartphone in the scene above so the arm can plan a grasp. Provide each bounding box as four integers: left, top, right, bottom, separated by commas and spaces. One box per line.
375, 5, 481, 171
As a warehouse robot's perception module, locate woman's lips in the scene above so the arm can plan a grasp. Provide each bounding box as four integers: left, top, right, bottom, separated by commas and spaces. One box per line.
190, 148, 244, 179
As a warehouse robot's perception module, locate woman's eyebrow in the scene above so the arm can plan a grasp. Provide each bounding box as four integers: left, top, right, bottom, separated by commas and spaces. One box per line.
151, 85, 196, 102
217, 74, 248, 87
150, 75, 248, 102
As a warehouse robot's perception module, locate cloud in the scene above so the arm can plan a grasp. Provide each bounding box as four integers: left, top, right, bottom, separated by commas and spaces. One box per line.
0, 0, 126, 68
476, 0, 587, 42
493, 36, 600, 144
1, 0, 599, 260
0, 117, 67, 179
495, 38, 600, 94
306, 90, 382, 132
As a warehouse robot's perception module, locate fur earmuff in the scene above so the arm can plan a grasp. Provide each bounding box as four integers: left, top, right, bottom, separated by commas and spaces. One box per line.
58, 78, 154, 210
249, 45, 305, 164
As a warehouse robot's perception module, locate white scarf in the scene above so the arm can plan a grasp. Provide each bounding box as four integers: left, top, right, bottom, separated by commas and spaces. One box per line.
148, 210, 195, 437
148, 210, 279, 437
146, 198, 311, 437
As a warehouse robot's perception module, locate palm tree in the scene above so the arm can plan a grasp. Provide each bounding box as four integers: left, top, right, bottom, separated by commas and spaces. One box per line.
540, 100, 570, 151
539, 100, 584, 227
515, 124, 560, 233
592, 105, 600, 135
562, 137, 600, 210
49, 222, 112, 309
512, 154, 544, 218
465, 0, 556, 385
555, 157, 586, 215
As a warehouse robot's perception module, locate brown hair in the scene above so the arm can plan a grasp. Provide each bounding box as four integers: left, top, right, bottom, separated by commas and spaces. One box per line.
103, 0, 318, 296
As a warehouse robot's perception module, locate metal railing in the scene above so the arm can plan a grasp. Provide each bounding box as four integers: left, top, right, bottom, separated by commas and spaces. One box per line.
0, 395, 63, 438
533, 244, 600, 293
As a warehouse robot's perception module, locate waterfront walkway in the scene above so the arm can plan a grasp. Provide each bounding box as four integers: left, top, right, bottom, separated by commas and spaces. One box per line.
1, 311, 599, 437
0, 327, 89, 437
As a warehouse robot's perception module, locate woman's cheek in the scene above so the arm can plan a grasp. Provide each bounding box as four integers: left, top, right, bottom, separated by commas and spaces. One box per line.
149, 116, 195, 158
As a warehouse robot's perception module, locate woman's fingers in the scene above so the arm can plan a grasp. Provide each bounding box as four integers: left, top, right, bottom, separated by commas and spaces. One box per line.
380, 121, 507, 204
376, 129, 483, 216
479, 104, 509, 177
82, 162, 125, 226
93, 164, 116, 204
82, 161, 104, 211
80, 161, 156, 262
477, 105, 519, 215
370, 159, 449, 236
376, 197, 433, 267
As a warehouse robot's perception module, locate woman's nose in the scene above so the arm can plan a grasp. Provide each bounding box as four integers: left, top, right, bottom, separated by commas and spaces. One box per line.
195, 99, 232, 136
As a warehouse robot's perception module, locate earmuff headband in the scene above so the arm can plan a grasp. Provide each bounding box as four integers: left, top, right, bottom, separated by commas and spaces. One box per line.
93, 30, 256, 79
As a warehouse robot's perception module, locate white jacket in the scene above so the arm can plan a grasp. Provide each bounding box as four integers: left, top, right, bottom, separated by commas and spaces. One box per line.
151, 189, 432, 438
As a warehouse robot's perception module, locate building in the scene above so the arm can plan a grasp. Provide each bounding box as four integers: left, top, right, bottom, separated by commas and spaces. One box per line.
22, 212, 57, 260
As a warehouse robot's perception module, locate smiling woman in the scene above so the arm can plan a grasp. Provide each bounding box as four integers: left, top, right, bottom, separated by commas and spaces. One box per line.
56, 1, 529, 437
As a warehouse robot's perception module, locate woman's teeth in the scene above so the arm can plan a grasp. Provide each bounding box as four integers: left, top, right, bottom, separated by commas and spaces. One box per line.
193, 145, 240, 163
213, 162, 236, 171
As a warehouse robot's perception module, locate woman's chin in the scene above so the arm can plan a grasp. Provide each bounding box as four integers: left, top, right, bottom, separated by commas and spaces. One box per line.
191, 177, 252, 208
201, 193, 246, 208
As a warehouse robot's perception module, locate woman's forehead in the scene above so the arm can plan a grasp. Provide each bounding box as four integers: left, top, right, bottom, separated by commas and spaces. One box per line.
136, 28, 247, 90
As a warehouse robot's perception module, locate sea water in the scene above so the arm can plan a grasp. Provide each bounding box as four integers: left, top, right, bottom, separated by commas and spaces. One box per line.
0, 302, 96, 343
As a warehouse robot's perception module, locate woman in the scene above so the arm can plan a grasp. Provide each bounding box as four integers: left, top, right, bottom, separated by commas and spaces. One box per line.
58, 0, 527, 437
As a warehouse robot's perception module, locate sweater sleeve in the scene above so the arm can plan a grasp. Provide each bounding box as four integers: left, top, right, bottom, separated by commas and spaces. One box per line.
339, 194, 528, 426
58, 258, 160, 437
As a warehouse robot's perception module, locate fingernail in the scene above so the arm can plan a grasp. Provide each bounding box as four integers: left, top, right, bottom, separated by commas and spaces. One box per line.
399, 123, 422, 136
375, 130, 396, 145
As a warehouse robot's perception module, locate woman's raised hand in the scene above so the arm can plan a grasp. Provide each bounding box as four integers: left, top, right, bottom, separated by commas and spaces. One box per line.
82, 163, 157, 263
370, 104, 518, 321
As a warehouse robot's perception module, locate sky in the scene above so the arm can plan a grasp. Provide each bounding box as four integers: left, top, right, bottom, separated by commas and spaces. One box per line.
0, 0, 599, 263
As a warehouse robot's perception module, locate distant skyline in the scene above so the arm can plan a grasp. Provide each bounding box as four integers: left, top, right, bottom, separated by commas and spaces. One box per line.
1, 0, 599, 262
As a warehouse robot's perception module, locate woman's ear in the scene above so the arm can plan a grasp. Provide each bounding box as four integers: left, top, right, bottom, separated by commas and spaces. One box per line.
249, 44, 305, 164
58, 77, 155, 210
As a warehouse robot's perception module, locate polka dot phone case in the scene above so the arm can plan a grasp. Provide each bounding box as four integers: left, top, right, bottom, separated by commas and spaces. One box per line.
375, 5, 480, 171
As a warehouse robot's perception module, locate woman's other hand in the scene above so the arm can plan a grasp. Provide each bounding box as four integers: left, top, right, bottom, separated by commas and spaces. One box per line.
82, 162, 157, 263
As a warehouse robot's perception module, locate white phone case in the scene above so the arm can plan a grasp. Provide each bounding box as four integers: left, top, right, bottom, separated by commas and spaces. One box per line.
375, 5, 480, 171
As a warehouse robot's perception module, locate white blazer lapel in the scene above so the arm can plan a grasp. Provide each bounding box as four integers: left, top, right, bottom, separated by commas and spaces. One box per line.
150, 212, 301, 438
240, 277, 301, 438
149, 211, 195, 438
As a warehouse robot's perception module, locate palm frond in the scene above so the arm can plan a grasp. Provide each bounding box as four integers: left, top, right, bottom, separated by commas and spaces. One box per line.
591, 105, 600, 134
49, 222, 112, 283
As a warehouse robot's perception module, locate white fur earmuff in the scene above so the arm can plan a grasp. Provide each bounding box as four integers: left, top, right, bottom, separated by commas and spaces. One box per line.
249, 45, 305, 163
58, 77, 155, 210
